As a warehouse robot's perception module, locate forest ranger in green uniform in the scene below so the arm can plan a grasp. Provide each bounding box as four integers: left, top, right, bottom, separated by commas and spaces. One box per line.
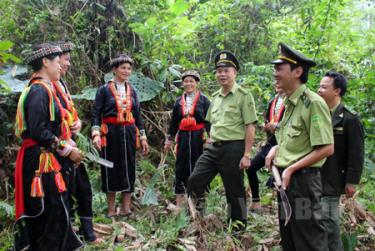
187, 51, 258, 230
265, 43, 334, 251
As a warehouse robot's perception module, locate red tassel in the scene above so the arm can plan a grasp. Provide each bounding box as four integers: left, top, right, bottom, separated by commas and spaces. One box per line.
101, 136, 107, 147
136, 128, 140, 149
101, 124, 108, 135
125, 111, 134, 122
181, 116, 197, 128
30, 172, 44, 197
50, 154, 62, 172
54, 172, 67, 193
60, 119, 71, 141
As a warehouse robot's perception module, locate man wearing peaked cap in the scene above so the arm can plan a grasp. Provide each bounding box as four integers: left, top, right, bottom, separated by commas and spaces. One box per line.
215, 50, 240, 70
271, 42, 316, 67
188, 50, 257, 231
265, 43, 334, 251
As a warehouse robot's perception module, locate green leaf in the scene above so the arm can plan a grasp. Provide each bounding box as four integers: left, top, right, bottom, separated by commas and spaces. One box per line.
169, 0, 189, 16
146, 16, 158, 28
0, 65, 28, 93
142, 167, 163, 205
0, 40, 13, 51
0, 201, 14, 218
341, 233, 357, 251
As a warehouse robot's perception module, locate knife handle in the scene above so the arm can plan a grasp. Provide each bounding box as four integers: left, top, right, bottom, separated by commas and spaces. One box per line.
272, 165, 282, 187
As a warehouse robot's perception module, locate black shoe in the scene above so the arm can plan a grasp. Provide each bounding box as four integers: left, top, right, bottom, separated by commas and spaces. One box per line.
79, 218, 97, 242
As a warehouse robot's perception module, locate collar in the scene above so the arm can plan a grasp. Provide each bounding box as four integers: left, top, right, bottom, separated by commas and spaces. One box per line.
332, 103, 344, 127
219, 82, 238, 96
330, 102, 340, 114
286, 85, 307, 106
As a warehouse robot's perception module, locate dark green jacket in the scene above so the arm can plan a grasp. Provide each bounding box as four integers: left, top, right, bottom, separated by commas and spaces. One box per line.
321, 103, 365, 196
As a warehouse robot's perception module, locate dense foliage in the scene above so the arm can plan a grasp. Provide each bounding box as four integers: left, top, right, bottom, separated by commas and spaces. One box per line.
0, 0, 374, 250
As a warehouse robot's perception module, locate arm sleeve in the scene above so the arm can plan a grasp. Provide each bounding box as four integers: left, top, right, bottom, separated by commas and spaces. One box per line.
345, 115, 365, 184
241, 92, 258, 125
26, 85, 57, 147
167, 100, 180, 137
92, 86, 106, 128
308, 100, 334, 147
133, 88, 145, 130
203, 96, 211, 134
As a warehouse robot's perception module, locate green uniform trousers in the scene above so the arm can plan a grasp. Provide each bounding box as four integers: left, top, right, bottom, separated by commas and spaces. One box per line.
187, 140, 247, 225
278, 170, 328, 251
321, 196, 343, 251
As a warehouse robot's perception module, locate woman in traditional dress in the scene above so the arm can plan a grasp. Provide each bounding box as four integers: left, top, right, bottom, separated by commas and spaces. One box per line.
246, 82, 285, 211
92, 54, 149, 217
52, 41, 99, 243
14, 43, 83, 250
164, 70, 210, 207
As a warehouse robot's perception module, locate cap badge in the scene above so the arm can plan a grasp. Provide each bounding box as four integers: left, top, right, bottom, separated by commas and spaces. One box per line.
220, 53, 227, 59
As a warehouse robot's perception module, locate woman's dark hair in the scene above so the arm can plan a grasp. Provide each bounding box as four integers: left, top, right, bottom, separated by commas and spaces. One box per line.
30, 43, 61, 72
325, 71, 347, 97
110, 54, 134, 68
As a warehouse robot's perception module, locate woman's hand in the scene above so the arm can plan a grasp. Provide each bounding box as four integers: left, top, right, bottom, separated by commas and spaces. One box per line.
68, 147, 83, 165
141, 139, 150, 156
93, 135, 101, 151
70, 119, 82, 135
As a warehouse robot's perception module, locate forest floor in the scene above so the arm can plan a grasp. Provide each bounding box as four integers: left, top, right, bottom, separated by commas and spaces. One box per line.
0, 156, 374, 251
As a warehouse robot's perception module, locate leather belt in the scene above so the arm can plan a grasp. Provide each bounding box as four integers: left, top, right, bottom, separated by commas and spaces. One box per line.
212, 140, 243, 147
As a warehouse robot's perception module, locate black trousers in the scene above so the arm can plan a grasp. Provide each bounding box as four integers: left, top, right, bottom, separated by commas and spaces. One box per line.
187, 141, 247, 224
278, 169, 327, 251
175, 129, 204, 194
69, 164, 94, 218
245, 143, 273, 202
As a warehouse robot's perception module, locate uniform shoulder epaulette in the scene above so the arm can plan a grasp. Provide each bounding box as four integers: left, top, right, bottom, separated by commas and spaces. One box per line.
301, 90, 311, 108
343, 106, 357, 116
237, 86, 249, 95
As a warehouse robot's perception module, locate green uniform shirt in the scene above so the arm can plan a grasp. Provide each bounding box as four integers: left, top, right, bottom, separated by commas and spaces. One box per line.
275, 85, 334, 168
206, 83, 257, 142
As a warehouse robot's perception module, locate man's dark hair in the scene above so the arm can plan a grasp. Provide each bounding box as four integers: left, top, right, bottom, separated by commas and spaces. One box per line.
325, 71, 347, 97
290, 64, 309, 83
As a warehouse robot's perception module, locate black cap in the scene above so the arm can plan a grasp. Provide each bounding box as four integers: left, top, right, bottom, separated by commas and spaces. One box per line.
214, 51, 239, 70
271, 43, 316, 68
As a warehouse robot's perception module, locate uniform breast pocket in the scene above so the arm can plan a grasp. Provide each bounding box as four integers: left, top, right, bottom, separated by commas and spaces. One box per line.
286, 124, 304, 151
224, 106, 240, 122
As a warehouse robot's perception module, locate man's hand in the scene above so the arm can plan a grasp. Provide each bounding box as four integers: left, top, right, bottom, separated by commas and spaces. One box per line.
239, 156, 251, 170
281, 167, 294, 189
93, 135, 101, 151
141, 139, 150, 156
203, 137, 212, 149
264, 122, 277, 134
345, 183, 356, 198
70, 119, 82, 135
265, 146, 278, 170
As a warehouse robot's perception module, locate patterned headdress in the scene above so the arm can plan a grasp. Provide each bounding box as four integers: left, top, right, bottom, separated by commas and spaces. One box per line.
25, 44, 62, 65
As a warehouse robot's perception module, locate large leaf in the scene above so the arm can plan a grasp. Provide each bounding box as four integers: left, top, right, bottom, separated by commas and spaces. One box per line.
73, 72, 164, 102
0, 65, 29, 93
141, 167, 164, 206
